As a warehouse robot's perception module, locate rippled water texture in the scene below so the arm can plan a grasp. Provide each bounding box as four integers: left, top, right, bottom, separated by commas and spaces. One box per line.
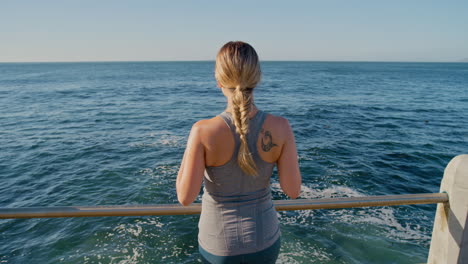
1, 61, 467, 263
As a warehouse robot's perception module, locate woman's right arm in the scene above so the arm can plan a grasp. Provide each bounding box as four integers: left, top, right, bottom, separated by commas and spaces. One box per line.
277, 118, 302, 199
176, 122, 206, 206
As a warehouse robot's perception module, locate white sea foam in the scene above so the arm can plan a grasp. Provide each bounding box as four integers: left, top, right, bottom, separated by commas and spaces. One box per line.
129, 131, 185, 148
109, 247, 142, 264
277, 241, 333, 264
341, 207, 431, 242
74, 217, 166, 264
153, 164, 179, 176
299, 183, 364, 199
114, 224, 142, 238
138, 165, 179, 182
273, 182, 430, 244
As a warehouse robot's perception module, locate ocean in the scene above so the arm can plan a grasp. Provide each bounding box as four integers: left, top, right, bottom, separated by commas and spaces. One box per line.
0, 61, 467, 263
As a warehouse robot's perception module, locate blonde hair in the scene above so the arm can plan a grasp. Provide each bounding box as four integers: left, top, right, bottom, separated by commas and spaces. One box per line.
215, 41, 261, 176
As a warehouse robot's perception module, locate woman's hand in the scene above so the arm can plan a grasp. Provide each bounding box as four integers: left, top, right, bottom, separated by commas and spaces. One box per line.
176, 122, 205, 206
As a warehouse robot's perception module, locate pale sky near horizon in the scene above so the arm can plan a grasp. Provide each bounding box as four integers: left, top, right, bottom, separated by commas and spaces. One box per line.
1, 0, 467, 62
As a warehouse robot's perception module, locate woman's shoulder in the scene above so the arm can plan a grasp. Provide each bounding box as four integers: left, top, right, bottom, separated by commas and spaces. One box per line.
192, 115, 225, 130
190, 116, 233, 153
264, 112, 289, 124
262, 113, 293, 144
263, 113, 291, 130
191, 115, 229, 139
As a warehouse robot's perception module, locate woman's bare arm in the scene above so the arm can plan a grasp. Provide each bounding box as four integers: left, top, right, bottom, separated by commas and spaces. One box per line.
277, 119, 302, 199
176, 122, 205, 206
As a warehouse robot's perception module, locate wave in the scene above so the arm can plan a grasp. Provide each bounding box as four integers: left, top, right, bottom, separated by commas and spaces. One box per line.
129, 131, 185, 148
272, 183, 430, 243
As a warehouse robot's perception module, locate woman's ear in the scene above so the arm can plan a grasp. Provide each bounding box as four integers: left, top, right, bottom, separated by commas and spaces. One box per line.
217, 81, 222, 88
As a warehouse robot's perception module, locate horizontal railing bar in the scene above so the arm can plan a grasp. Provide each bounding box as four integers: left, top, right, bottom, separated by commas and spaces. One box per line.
0, 193, 448, 219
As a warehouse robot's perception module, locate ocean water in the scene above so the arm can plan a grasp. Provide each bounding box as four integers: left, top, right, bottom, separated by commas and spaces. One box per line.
0, 61, 467, 264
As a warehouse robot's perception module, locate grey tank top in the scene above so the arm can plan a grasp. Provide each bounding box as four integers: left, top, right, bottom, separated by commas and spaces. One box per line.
198, 110, 280, 256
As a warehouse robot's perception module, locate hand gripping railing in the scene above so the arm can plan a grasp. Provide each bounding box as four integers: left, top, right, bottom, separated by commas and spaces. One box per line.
0, 193, 448, 219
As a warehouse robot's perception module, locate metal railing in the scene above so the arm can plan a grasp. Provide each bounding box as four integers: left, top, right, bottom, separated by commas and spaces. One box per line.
0, 193, 448, 219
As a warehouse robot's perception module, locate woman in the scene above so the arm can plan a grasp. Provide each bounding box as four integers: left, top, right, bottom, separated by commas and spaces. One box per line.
176, 41, 302, 263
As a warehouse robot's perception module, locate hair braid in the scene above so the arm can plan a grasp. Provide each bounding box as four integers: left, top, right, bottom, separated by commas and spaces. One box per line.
231, 86, 257, 176
215, 41, 261, 176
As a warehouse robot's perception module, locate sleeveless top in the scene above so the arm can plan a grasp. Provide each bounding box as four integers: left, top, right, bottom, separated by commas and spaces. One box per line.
198, 110, 280, 256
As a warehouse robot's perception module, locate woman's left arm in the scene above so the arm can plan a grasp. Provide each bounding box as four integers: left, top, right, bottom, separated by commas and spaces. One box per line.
176, 122, 205, 206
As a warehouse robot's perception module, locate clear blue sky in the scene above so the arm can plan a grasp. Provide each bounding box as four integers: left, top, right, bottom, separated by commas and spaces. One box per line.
1, 0, 467, 62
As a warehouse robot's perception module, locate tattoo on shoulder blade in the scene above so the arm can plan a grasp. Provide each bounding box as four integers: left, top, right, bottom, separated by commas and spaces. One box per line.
261, 129, 278, 152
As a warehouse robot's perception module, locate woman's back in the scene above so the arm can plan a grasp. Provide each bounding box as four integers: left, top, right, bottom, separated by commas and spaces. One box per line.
199, 110, 280, 255
194, 109, 300, 199
204, 110, 274, 194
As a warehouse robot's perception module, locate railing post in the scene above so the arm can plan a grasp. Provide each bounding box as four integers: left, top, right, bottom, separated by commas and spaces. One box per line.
428, 154, 468, 264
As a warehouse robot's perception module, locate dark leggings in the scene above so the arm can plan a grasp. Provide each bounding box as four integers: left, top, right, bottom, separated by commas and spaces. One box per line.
199, 238, 281, 264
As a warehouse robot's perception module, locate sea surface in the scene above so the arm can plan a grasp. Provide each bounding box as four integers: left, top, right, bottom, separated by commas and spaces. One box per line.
0, 61, 467, 264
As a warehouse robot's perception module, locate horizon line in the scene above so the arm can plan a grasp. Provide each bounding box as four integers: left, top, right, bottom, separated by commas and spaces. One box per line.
1, 59, 467, 64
